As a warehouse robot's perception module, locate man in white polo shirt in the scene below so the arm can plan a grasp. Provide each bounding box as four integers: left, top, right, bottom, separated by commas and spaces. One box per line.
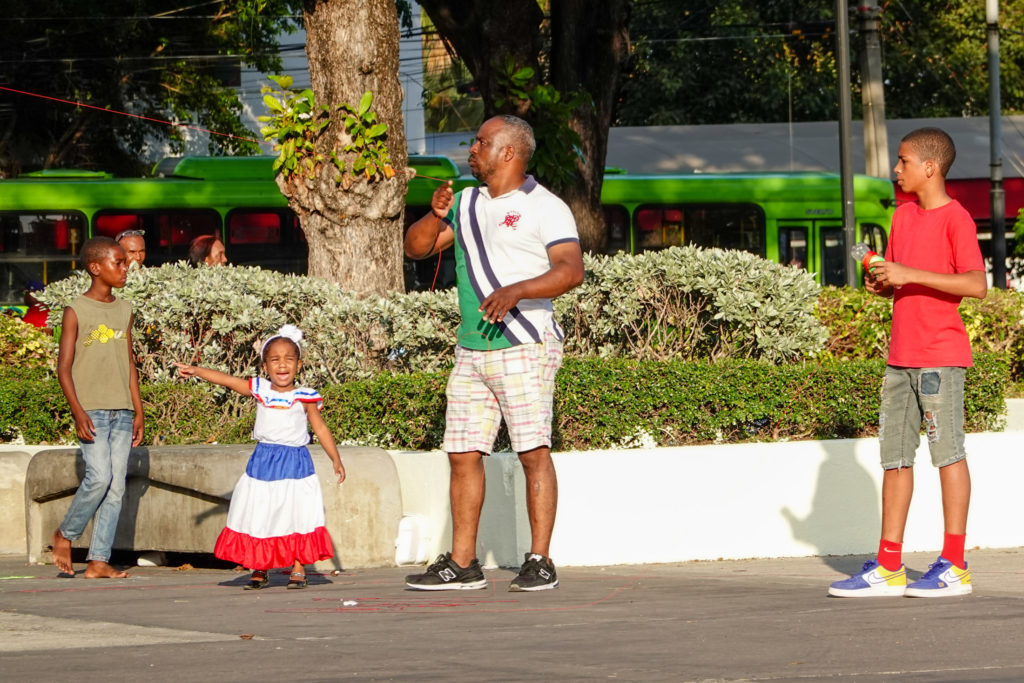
403, 114, 585, 592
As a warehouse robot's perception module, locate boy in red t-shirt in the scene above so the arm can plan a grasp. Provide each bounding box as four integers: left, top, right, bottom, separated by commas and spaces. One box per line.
829, 127, 987, 598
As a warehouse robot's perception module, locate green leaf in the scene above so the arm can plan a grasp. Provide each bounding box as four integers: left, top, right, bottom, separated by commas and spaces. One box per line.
263, 94, 284, 113
513, 66, 535, 81
268, 74, 293, 90
358, 91, 373, 117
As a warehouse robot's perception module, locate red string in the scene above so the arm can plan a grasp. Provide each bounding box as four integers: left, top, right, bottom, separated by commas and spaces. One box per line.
1, 85, 472, 183
430, 216, 445, 291
0, 84, 269, 147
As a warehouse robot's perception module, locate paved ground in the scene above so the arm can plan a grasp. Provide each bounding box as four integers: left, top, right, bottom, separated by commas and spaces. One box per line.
2, 548, 1024, 682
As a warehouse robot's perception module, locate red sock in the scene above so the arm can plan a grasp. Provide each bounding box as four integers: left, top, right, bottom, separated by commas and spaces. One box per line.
942, 533, 966, 568
877, 538, 903, 571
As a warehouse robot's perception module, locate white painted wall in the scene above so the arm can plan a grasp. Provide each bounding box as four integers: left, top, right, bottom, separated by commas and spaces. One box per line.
7, 432, 1024, 567
390, 431, 1024, 568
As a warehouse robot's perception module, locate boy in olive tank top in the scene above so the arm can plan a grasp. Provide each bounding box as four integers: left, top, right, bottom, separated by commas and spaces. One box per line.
51, 236, 144, 578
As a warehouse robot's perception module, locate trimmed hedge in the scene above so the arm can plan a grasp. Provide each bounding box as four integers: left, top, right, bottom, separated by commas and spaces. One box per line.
818, 285, 1024, 382
35, 246, 827, 397
0, 366, 72, 443
1, 353, 1008, 449
553, 353, 1007, 449
7, 255, 1017, 449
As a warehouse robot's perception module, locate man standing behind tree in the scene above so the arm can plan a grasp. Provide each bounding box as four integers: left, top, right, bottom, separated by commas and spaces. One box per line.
403, 115, 585, 592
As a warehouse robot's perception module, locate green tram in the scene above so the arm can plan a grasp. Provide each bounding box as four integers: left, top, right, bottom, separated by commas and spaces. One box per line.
599, 170, 894, 287
0, 155, 893, 305
0, 154, 463, 305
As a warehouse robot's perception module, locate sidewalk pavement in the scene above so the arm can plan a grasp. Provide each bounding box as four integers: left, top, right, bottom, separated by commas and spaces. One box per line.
2, 548, 1024, 682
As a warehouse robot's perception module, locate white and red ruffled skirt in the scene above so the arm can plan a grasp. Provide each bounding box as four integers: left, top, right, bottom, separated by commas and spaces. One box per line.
214, 442, 334, 570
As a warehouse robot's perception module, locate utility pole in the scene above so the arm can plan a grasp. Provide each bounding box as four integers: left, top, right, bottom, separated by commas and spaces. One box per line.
837, 0, 857, 287
858, 0, 889, 179
988, 0, 1007, 289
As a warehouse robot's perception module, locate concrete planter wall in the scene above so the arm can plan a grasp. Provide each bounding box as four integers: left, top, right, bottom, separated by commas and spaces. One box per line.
3, 426, 1022, 569
8, 445, 401, 570
392, 431, 1024, 568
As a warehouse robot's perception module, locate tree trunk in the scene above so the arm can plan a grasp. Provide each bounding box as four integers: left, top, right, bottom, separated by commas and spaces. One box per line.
549, 0, 632, 254
418, 0, 544, 117
281, 0, 409, 296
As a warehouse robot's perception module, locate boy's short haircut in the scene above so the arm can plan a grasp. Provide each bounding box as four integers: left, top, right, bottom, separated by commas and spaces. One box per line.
902, 127, 957, 177
80, 236, 120, 268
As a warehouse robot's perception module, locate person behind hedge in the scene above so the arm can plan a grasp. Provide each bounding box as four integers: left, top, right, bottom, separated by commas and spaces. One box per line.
115, 229, 147, 270
402, 114, 585, 592
187, 233, 227, 267
51, 236, 145, 579
174, 324, 345, 590
829, 127, 987, 598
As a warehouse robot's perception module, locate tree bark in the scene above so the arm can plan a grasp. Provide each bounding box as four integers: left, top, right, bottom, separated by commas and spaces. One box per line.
549, 0, 632, 254
282, 0, 409, 295
418, 0, 544, 118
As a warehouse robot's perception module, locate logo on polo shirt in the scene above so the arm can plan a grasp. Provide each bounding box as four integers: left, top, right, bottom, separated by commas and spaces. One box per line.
499, 211, 521, 230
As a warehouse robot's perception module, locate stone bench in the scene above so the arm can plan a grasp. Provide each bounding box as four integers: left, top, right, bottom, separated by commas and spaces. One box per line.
24, 445, 401, 570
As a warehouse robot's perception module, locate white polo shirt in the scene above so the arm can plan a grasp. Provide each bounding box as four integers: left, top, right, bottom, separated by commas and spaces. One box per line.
447, 176, 579, 350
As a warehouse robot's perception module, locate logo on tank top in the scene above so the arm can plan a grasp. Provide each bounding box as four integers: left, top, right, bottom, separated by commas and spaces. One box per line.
83, 324, 125, 347
499, 211, 521, 230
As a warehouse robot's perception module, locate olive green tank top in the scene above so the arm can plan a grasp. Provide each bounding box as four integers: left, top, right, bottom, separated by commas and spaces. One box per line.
69, 295, 134, 411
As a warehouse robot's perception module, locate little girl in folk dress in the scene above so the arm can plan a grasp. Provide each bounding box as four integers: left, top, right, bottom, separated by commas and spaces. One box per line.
175, 325, 345, 589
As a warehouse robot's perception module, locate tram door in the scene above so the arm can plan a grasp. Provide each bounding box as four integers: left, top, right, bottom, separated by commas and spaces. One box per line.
818, 224, 848, 286
777, 220, 847, 286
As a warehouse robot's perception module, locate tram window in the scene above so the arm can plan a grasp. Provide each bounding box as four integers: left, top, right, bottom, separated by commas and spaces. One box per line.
95, 210, 219, 250
1, 212, 85, 256
158, 211, 220, 247
95, 214, 143, 239
227, 209, 307, 274
635, 204, 765, 256
820, 226, 847, 286
779, 226, 808, 270
228, 210, 282, 245
602, 205, 630, 254
0, 211, 87, 304
860, 223, 887, 256
636, 207, 682, 249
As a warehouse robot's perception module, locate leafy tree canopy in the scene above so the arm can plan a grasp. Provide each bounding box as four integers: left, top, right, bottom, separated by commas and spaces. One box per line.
0, 0, 301, 176
616, 0, 1024, 126
879, 0, 1024, 118
617, 0, 838, 126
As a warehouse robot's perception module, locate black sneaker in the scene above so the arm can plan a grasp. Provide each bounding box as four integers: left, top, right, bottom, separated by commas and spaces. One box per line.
405, 553, 487, 590
508, 553, 558, 592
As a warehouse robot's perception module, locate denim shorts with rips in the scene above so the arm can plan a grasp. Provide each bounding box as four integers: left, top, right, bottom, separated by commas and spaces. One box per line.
878, 366, 967, 470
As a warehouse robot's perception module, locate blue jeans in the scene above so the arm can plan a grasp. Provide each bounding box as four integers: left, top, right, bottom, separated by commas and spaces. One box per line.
59, 409, 133, 563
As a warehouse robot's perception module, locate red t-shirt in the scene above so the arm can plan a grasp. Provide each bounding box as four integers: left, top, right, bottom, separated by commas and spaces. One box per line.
885, 199, 984, 368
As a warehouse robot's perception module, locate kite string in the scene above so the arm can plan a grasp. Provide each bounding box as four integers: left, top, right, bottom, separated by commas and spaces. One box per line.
0, 84, 271, 147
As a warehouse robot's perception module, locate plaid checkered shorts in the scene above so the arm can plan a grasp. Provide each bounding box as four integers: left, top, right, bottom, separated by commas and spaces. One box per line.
443, 337, 563, 454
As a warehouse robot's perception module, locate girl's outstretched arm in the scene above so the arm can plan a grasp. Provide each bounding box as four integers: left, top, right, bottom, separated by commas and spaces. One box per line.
173, 362, 252, 396
305, 403, 346, 483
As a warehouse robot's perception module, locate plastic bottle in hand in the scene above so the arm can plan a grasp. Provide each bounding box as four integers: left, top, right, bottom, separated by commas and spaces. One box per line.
851, 242, 884, 273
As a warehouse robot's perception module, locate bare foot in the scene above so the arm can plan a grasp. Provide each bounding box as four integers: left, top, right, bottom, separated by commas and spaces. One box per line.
51, 529, 73, 575
83, 561, 129, 579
